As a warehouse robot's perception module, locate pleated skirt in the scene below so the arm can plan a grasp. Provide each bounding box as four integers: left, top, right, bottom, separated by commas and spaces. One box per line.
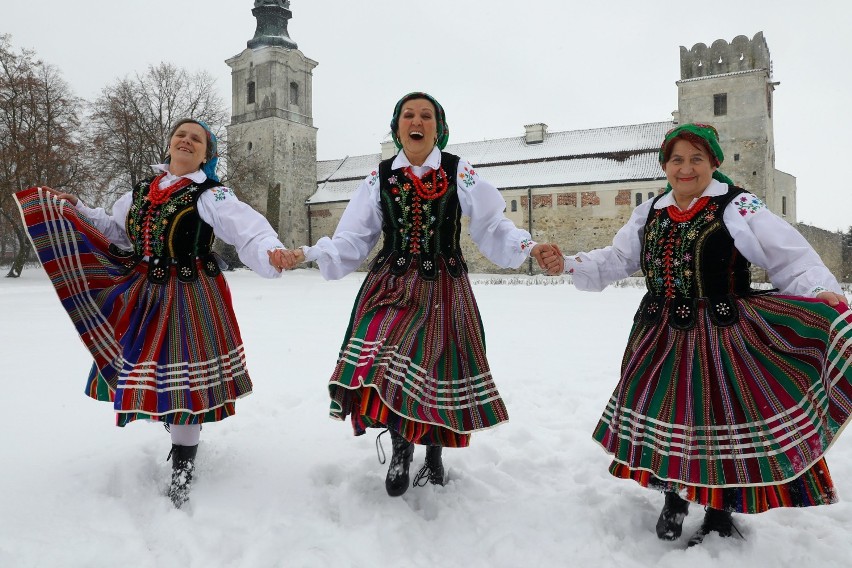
594, 293, 852, 512
15, 187, 252, 426
328, 258, 508, 447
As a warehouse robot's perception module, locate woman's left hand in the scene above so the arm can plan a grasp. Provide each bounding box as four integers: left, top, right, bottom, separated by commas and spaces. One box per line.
816, 290, 848, 307
531, 243, 565, 276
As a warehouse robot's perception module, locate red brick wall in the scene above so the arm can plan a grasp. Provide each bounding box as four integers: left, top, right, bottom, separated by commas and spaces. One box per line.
557, 193, 577, 206
615, 190, 632, 206
581, 191, 600, 207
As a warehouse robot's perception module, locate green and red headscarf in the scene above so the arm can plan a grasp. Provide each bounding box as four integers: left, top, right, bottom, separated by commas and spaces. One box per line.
390, 92, 449, 151
659, 122, 735, 188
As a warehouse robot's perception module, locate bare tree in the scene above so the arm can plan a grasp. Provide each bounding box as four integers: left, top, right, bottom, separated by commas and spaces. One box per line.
87, 62, 228, 204
0, 34, 92, 277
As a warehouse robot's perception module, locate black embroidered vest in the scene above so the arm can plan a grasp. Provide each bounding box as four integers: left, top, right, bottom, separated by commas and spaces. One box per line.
370, 152, 467, 280
124, 177, 222, 283
636, 186, 752, 329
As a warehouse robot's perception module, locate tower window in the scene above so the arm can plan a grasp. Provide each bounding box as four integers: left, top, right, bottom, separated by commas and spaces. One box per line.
247, 81, 256, 105
511, 200, 517, 212
247, 142, 253, 152
734, 153, 740, 161
782, 196, 787, 216
290, 82, 299, 105
713, 93, 727, 116
635, 193, 643, 206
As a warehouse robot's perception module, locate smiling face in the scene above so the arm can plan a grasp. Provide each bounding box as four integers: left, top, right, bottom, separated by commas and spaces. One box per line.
395, 98, 438, 166
662, 138, 717, 206
168, 122, 209, 176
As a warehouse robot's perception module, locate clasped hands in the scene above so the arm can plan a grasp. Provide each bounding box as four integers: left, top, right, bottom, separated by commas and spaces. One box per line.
531, 243, 565, 276
268, 248, 305, 272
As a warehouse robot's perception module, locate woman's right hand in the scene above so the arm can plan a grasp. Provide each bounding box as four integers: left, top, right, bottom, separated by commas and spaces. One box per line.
56, 192, 79, 205
41, 187, 78, 205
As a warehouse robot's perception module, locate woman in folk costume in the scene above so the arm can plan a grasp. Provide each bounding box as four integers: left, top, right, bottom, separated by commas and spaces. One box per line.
283, 92, 564, 496
14, 119, 293, 508
562, 122, 851, 545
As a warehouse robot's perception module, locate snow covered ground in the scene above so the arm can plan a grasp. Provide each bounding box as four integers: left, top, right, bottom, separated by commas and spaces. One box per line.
1, 268, 850, 568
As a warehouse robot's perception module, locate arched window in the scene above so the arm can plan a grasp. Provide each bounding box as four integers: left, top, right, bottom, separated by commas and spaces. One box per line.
290, 82, 299, 105
635, 193, 643, 206
511, 200, 517, 212
247, 81, 256, 105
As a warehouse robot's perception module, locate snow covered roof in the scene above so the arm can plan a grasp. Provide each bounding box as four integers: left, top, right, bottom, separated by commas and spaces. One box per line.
310, 121, 673, 204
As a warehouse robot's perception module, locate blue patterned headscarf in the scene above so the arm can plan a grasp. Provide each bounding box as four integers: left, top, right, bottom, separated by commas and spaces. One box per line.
194, 120, 220, 183
390, 92, 449, 151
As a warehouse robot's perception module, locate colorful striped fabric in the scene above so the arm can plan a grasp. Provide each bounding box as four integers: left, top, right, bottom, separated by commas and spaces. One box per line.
593, 293, 852, 512
609, 459, 836, 513
328, 257, 508, 447
14, 187, 252, 425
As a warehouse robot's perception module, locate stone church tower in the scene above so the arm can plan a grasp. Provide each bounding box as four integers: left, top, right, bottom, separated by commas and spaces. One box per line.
225, 1, 318, 248
675, 32, 796, 222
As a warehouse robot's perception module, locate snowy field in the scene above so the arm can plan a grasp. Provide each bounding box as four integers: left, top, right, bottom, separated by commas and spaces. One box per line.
1, 268, 850, 568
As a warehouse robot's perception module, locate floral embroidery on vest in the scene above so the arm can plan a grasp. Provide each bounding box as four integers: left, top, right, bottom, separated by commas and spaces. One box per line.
643, 199, 720, 298
127, 184, 199, 257
388, 172, 442, 255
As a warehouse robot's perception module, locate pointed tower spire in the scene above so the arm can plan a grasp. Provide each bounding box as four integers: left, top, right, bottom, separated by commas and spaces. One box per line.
248, 1, 297, 49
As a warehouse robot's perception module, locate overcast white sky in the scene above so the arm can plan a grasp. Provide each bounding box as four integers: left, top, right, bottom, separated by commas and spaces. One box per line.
4, 0, 851, 231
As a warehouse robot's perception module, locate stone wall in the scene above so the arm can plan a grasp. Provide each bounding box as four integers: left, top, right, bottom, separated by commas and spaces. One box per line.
796, 223, 852, 283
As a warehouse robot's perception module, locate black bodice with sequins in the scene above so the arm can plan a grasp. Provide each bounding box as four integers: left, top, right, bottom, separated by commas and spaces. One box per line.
636, 186, 754, 329
370, 152, 466, 280
122, 177, 222, 283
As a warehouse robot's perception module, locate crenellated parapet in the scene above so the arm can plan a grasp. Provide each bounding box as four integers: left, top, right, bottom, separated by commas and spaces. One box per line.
680, 32, 771, 80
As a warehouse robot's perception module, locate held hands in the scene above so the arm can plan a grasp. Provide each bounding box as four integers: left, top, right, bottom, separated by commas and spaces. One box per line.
816, 290, 848, 307
267, 248, 305, 273
531, 243, 565, 276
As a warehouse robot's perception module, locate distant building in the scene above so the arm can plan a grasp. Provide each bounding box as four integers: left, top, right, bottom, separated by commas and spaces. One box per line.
226, 3, 848, 279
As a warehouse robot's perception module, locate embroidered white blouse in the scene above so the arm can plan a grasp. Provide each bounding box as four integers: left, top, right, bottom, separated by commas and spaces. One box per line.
565, 179, 843, 296
303, 147, 536, 280
74, 165, 285, 279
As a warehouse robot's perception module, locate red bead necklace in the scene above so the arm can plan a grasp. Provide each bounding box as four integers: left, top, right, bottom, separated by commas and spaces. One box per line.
403, 166, 448, 200
667, 196, 710, 222
147, 173, 193, 206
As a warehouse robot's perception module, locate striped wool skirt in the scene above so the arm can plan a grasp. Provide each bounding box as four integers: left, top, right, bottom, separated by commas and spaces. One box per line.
593, 293, 852, 513
328, 257, 508, 447
15, 187, 252, 426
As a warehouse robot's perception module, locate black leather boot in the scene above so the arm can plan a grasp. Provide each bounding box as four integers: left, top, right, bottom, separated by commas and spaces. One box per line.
413, 445, 445, 487
687, 507, 736, 546
167, 444, 198, 509
385, 430, 414, 497
656, 491, 689, 540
